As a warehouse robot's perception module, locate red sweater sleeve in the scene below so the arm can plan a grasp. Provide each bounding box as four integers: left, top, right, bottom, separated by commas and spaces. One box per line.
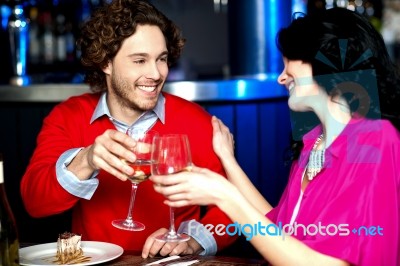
20, 93, 104, 216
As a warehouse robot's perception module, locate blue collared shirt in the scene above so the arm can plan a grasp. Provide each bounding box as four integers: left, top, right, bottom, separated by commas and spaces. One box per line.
55, 92, 216, 255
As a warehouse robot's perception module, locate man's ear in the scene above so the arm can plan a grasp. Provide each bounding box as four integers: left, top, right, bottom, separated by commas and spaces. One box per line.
103, 61, 112, 75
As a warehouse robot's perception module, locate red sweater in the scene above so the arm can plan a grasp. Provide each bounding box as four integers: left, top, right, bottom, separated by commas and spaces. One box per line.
20, 92, 235, 252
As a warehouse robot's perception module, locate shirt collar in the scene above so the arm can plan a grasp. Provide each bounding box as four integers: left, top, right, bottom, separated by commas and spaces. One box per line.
302, 115, 366, 159
90, 92, 166, 125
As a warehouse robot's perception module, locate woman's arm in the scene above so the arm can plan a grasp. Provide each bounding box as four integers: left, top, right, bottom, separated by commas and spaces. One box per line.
151, 169, 349, 266
219, 185, 348, 266
211, 116, 272, 214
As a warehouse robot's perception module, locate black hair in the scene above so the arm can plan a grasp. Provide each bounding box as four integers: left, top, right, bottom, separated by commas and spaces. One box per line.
277, 7, 400, 160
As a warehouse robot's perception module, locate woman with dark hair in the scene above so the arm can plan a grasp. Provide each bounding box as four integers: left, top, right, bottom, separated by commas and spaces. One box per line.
151, 8, 400, 265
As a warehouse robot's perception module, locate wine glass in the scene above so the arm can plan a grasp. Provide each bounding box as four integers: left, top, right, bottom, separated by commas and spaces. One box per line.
151, 134, 192, 242
112, 128, 158, 231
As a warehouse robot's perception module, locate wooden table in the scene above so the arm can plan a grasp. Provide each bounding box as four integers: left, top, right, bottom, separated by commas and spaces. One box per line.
20, 243, 268, 265
107, 253, 268, 265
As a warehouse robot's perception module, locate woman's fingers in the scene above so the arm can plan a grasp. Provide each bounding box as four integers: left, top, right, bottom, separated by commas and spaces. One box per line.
150, 167, 226, 207
152, 183, 193, 207
150, 166, 201, 184
151, 174, 184, 187
153, 180, 189, 197
164, 199, 191, 208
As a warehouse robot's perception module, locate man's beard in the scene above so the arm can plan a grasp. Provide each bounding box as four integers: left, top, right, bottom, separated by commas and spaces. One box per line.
111, 75, 159, 112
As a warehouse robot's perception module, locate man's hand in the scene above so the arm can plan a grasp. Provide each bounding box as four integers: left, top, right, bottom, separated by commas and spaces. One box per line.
67, 129, 137, 181
142, 228, 204, 258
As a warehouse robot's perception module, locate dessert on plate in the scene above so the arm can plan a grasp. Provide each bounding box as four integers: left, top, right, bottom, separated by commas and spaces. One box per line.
54, 232, 90, 264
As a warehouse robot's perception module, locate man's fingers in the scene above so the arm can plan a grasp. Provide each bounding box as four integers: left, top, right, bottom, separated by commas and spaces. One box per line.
142, 228, 169, 258
169, 241, 192, 256
158, 242, 179, 256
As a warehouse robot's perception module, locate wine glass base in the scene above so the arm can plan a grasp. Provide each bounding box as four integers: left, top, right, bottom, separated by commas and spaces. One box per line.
112, 219, 145, 231
155, 233, 190, 242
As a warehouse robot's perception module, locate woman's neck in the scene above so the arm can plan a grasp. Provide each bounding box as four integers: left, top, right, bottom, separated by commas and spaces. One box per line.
314, 95, 352, 149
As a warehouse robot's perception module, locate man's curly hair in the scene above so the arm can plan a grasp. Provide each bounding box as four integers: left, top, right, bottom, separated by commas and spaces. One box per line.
77, 0, 186, 92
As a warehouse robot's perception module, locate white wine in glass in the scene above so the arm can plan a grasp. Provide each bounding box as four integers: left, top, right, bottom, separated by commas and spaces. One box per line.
112, 128, 158, 231
151, 134, 192, 242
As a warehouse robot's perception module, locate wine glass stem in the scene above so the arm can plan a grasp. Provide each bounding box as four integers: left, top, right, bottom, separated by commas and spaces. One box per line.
126, 182, 139, 222
168, 207, 177, 235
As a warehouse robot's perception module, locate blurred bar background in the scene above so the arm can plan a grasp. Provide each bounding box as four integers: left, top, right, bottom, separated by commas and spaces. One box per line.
0, 0, 391, 257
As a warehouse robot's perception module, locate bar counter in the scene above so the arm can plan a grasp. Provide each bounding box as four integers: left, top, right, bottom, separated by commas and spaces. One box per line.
0, 77, 287, 102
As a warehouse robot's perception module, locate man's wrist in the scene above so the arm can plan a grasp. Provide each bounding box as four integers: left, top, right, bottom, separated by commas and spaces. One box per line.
178, 220, 217, 256
185, 235, 204, 255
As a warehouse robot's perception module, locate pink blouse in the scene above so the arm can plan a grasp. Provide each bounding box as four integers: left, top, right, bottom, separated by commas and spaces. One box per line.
267, 117, 400, 266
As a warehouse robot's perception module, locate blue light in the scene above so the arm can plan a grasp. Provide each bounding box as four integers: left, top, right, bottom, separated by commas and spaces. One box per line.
1, 5, 11, 30
292, 0, 307, 14
237, 80, 247, 98
266, 0, 307, 74
255, 1, 266, 74
19, 23, 28, 76
268, 0, 279, 74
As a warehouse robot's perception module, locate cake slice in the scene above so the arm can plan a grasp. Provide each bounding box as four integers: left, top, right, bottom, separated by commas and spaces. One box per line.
55, 232, 84, 264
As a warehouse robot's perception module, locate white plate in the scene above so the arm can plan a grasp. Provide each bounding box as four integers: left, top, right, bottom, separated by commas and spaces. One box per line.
19, 241, 124, 266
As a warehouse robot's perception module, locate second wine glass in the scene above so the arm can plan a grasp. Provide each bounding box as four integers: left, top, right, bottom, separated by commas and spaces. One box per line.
112, 128, 158, 231
151, 134, 192, 242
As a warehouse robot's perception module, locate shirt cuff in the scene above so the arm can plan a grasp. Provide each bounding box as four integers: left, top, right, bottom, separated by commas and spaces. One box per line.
56, 148, 99, 200
178, 219, 217, 256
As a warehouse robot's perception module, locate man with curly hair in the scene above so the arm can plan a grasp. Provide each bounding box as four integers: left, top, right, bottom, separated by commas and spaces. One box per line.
20, 0, 236, 258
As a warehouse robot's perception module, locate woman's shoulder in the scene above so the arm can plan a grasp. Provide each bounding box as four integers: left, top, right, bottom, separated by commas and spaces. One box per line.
379, 119, 400, 137
352, 117, 400, 144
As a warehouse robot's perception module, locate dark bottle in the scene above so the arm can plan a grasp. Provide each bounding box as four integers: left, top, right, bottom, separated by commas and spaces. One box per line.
28, 7, 40, 65
41, 11, 55, 64
0, 154, 20, 266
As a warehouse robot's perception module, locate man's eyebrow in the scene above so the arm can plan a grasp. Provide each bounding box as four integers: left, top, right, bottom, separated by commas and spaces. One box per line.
127, 51, 168, 58
128, 53, 149, 57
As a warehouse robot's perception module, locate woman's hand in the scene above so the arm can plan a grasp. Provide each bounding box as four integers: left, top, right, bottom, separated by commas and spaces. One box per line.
150, 166, 235, 208
211, 116, 235, 160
